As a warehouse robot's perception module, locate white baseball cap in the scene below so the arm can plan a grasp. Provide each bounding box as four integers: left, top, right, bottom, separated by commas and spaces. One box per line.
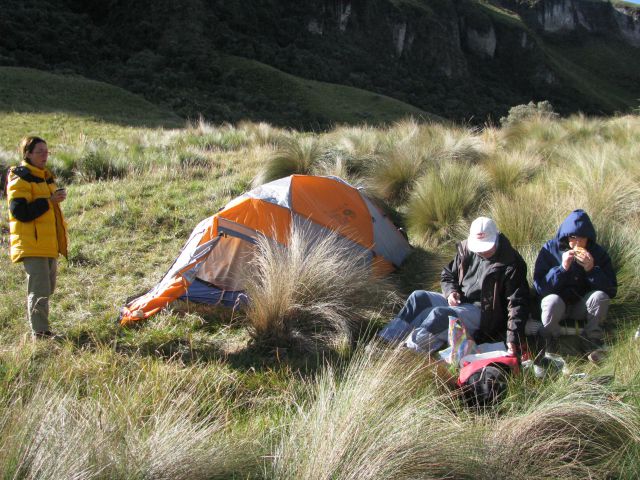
467, 217, 499, 253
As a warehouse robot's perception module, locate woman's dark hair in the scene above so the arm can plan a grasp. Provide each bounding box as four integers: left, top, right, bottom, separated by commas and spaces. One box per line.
20, 136, 46, 164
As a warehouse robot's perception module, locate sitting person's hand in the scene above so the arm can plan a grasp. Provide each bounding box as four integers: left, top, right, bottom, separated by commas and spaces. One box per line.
561, 250, 575, 271
447, 292, 461, 306
574, 248, 594, 272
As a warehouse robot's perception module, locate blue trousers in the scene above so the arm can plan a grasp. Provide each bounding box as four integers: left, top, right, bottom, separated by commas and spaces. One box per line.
379, 290, 482, 353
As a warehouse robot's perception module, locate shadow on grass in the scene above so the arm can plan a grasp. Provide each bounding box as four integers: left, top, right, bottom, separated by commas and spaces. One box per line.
391, 245, 452, 296
62, 305, 337, 378
60, 249, 456, 375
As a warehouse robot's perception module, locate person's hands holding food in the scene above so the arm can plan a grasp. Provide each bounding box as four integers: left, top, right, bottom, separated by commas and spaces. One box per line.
573, 246, 594, 272
561, 249, 575, 271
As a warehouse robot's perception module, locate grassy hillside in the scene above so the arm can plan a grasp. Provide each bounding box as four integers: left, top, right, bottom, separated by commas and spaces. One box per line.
219, 55, 436, 127
1, 62, 431, 133
0, 67, 183, 128
1, 87, 640, 477
540, 38, 640, 113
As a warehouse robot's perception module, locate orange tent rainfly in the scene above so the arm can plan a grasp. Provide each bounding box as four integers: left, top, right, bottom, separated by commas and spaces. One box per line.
120, 175, 411, 325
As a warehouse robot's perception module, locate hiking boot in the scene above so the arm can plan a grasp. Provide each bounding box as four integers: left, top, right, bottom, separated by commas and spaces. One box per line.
32, 330, 64, 342
587, 349, 607, 364
579, 335, 603, 353
545, 352, 569, 374
530, 354, 566, 378
529, 338, 568, 377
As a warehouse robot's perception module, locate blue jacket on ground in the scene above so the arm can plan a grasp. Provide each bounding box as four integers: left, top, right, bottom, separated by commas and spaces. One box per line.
533, 209, 617, 303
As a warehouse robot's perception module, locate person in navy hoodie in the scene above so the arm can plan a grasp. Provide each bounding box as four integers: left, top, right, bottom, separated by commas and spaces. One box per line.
533, 210, 617, 358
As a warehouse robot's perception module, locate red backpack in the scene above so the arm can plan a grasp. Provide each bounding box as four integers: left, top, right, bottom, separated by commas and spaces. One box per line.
457, 353, 520, 407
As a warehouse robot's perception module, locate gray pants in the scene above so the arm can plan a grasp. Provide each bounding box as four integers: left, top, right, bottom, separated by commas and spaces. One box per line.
23, 257, 57, 334
540, 291, 609, 342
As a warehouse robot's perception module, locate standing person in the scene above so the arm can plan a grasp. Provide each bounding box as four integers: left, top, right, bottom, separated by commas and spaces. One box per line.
379, 217, 529, 356
7, 136, 68, 339
533, 209, 617, 359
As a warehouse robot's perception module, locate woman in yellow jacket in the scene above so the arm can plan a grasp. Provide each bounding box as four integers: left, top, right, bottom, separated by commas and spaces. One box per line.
7, 136, 68, 339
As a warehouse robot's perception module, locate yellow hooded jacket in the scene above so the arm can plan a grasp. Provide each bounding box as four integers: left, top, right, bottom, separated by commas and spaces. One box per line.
7, 162, 68, 262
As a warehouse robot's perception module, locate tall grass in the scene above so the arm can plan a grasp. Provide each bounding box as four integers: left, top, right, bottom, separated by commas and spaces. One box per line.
0, 386, 245, 479
0, 347, 265, 480
405, 162, 488, 245
366, 141, 425, 204
236, 120, 291, 147
180, 118, 252, 152
482, 148, 542, 194
438, 125, 489, 164
243, 224, 399, 354
487, 384, 640, 479
488, 187, 558, 251
500, 115, 566, 157
252, 135, 324, 186
270, 347, 463, 480
271, 346, 640, 480
2, 109, 640, 479
557, 144, 640, 224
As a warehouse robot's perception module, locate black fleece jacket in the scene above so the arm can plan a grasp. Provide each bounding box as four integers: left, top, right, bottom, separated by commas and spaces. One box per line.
441, 234, 530, 345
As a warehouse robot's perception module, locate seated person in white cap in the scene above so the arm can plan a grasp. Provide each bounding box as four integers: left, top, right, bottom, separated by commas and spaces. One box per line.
379, 217, 529, 356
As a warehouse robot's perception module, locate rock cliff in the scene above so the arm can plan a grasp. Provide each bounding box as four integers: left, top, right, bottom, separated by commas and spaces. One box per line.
0, 0, 638, 125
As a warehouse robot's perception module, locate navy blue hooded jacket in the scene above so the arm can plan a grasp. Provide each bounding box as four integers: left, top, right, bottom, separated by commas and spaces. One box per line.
533, 210, 617, 303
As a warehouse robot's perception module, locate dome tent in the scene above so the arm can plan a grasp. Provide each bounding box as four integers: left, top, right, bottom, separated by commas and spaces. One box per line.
120, 175, 411, 325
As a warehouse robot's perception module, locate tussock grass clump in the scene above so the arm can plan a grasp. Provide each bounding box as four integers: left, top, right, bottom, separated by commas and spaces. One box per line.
558, 146, 640, 224
483, 149, 542, 194
50, 139, 128, 182
178, 148, 215, 169
0, 346, 264, 480
365, 120, 442, 204
439, 126, 489, 164
366, 142, 424, 204
244, 225, 399, 354
252, 135, 324, 187
489, 187, 557, 251
0, 382, 256, 480
237, 120, 293, 147
592, 222, 640, 304
180, 122, 251, 152
271, 346, 467, 480
319, 126, 382, 181
487, 385, 640, 479
325, 125, 380, 162
406, 162, 487, 245
500, 115, 566, 155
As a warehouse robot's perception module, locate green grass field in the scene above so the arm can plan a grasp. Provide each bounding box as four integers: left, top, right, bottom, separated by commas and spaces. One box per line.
1, 69, 639, 479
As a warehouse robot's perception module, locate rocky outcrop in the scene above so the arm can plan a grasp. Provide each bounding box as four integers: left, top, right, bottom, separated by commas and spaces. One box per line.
498, 0, 638, 39
466, 26, 497, 58
614, 5, 640, 47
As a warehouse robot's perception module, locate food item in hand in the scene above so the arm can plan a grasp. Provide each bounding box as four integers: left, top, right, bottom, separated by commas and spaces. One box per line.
573, 245, 587, 263
573, 245, 587, 256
